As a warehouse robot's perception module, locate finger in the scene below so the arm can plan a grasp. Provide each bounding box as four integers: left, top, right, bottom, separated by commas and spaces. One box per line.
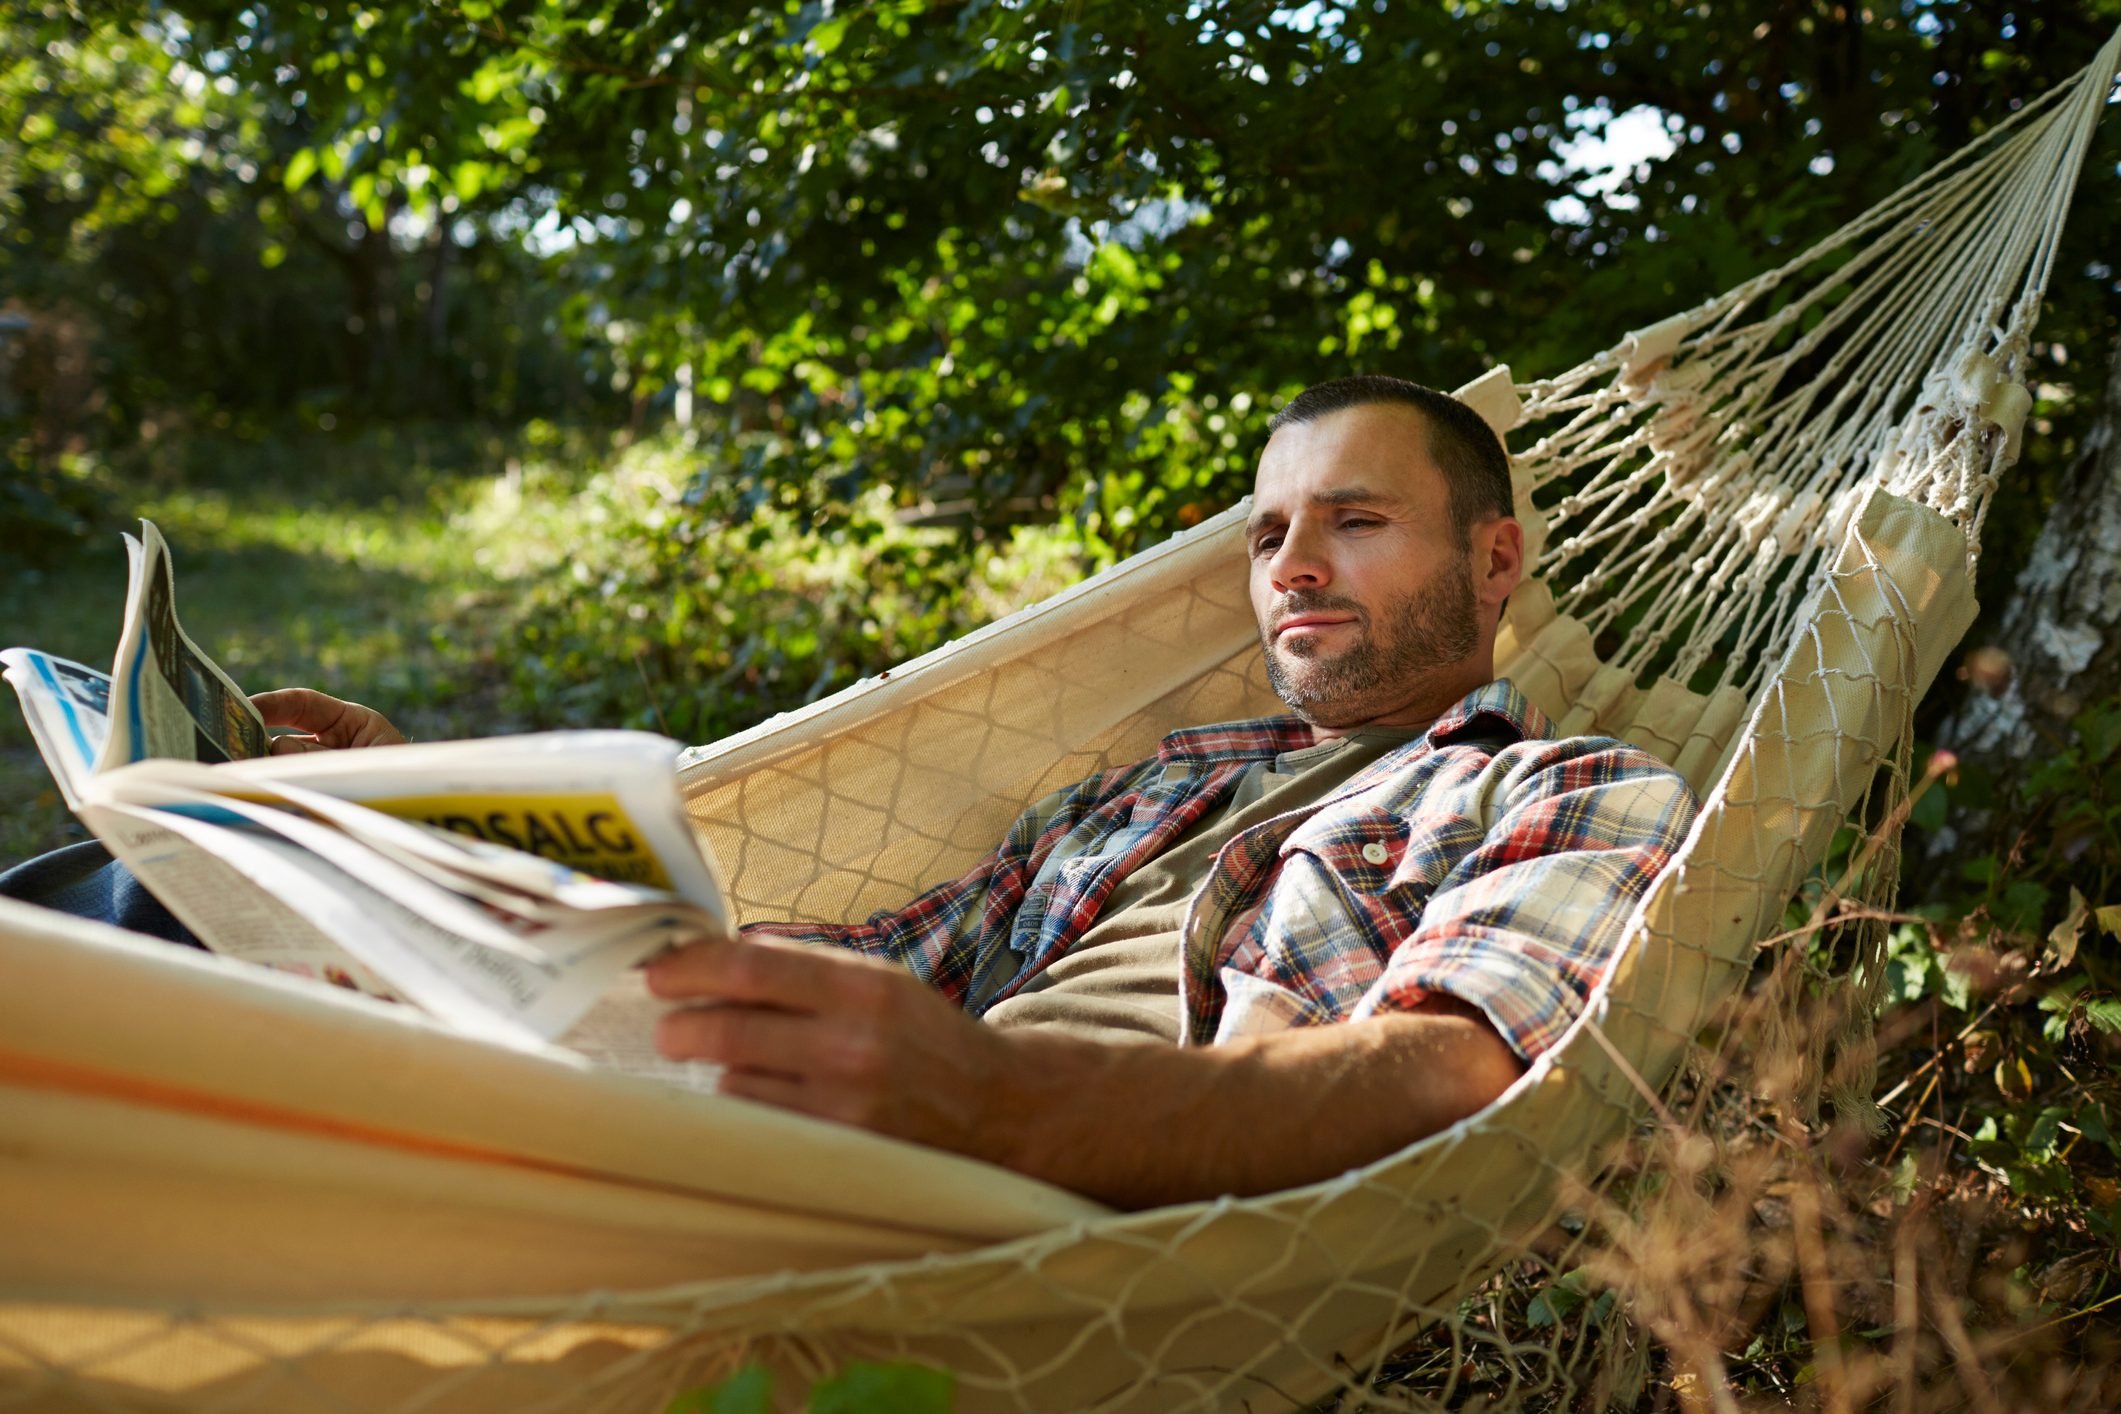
715, 1067, 896, 1135
660, 1001, 899, 1088
267, 733, 328, 756
249, 688, 349, 734
645, 935, 886, 1012
713, 1068, 827, 1117
656, 1003, 819, 1076
249, 688, 404, 748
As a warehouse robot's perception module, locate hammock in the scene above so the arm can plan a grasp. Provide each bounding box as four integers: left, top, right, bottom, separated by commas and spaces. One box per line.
3, 34, 2115, 1412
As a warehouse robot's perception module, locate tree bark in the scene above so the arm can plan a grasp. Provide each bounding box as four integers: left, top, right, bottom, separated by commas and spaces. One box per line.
422, 221, 453, 416
1930, 332, 2121, 857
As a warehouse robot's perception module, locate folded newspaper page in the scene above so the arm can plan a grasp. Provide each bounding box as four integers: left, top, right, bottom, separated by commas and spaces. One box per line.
3, 520, 736, 1083
2, 521, 266, 809
1, 649, 112, 809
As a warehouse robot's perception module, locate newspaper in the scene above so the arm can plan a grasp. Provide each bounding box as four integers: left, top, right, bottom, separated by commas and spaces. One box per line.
6, 522, 266, 811
3, 520, 735, 1088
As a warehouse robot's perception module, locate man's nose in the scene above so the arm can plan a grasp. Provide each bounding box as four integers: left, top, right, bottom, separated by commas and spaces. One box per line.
1268, 520, 1332, 591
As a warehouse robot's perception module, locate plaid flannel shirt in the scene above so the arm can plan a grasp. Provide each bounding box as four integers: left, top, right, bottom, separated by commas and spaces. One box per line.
752, 679, 1697, 1060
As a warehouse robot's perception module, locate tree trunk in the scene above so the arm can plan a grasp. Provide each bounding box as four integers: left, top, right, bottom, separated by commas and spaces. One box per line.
1929, 332, 2121, 861
423, 222, 453, 416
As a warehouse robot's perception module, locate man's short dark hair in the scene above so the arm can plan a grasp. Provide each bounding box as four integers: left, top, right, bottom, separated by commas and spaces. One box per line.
1267, 375, 1513, 544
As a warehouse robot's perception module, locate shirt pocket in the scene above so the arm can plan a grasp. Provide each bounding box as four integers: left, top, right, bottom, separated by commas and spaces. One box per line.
1281, 805, 1412, 896
1029, 811, 1130, 889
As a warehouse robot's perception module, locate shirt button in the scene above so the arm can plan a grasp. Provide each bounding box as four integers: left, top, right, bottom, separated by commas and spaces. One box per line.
1361, 842, 1390, 866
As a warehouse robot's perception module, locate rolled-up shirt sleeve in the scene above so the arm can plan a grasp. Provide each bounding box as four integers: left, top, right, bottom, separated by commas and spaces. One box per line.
1349, 741, 1697, 1061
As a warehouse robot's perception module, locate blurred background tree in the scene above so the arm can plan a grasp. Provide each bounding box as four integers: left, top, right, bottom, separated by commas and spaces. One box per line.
6, 0, 2118, 833
6, 1, 2115, 551
5, 0, 2115, 737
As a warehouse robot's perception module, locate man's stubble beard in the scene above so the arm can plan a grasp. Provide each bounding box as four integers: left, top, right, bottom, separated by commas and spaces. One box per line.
1262, 558, 1481, 729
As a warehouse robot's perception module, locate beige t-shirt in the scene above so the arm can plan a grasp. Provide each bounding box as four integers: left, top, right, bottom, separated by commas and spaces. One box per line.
979, 727, 1426, 1043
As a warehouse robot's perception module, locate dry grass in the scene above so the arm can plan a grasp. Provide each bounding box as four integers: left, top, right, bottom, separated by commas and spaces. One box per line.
1339, 758, 2121, 1412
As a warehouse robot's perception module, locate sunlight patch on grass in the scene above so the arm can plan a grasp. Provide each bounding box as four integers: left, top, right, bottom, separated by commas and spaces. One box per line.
0, 429, 616, 865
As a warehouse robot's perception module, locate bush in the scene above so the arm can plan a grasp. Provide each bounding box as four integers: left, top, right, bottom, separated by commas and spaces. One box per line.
488, 436, 1087, 743
0, 438, 117, 567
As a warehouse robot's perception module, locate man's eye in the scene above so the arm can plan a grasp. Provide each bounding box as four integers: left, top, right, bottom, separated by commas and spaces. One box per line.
1252, 533, 1283, 555
1339, 516, 1380, 530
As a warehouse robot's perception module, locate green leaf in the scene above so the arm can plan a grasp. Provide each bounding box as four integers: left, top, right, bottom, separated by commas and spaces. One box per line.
2080, 1107, 2112, 1149
666, 1363, 773, 1414
1940, 959, 1975, 1012
2042, 978, 2090, 1010
1892, 1152, 1920, 1204
467, 61, 513, 104
2095, 904, 2121, 940
282, 147, 318, 192
1884, 953, 1931, 1004
2085, 999, 2121, 1036
2024, 1107, 2066, 1158
1998, 880, 2050, 934
810, 17, 850, 56
1525, 1271, 1588, 1328
807, 1361, 953, 1414
2074, 703, 2121, 763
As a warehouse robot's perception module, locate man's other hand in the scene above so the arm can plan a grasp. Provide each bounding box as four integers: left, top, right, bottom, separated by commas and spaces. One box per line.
646, 935, 1009, 1161
251, 688, 408, 754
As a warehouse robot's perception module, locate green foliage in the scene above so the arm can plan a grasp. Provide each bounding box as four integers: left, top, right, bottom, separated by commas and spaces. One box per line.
665, 1360, 952, 1414
491, 435, 1083, 742
806, 1361, 953, 1414
6, 2, 2116, 574
0, 2, 622, 439
664, 1363, 772, 1414
1894, 705, 2121, 1233
0, 440, 117, 565
1522, 1267, 1617, 1331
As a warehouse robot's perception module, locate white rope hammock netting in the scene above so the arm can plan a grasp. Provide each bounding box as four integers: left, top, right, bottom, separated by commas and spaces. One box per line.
1, 31, 2115, 1413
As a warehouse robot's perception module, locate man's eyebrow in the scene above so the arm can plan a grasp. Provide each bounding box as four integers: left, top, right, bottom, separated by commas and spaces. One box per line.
1311, 485, 1392, 508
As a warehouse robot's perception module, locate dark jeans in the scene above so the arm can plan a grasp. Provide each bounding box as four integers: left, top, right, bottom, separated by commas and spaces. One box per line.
0, 840, 202, 947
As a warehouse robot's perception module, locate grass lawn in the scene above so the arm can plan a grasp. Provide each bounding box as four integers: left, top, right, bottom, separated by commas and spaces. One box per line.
1, 425, 598, 871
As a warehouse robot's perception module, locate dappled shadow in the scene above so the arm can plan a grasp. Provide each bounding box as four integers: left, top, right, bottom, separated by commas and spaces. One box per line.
123, 423, 526, 512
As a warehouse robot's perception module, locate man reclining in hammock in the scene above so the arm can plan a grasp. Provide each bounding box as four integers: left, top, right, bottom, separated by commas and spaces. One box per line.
9, 376, 1696, 1210
642, 377, 1697, 1208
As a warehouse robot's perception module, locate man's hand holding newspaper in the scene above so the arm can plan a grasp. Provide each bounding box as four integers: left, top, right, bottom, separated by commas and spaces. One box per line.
3, 521, 738, 1092
254, 688, 409, 754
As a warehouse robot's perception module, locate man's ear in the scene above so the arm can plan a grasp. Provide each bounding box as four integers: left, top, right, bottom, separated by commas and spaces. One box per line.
1474, 516, 1525, 610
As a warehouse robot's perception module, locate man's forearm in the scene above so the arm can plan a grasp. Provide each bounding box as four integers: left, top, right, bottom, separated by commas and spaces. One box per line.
980, 1002, 1524, 1209
647, 936, 1524, 1210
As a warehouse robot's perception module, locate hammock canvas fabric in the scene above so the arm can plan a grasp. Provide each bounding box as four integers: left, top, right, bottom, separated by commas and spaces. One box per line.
2, 33, 2115, 1413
